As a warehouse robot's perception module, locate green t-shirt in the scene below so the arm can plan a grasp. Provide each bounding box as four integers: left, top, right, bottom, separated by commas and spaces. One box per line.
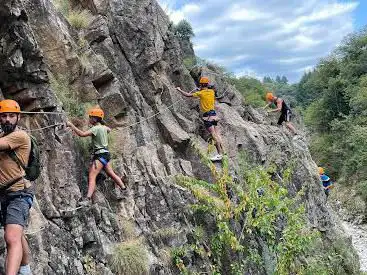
90, 124, 109, 154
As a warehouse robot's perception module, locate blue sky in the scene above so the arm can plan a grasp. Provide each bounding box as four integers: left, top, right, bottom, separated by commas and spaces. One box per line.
158, 0, 366, 82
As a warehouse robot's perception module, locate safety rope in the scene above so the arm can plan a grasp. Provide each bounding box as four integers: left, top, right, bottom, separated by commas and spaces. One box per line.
17, 88, 198, 132
119, 88, 198, 130
22, 123, 63, 132
120, 98, 184, 130
25, 227, 46, 236
21, 111, 64, 115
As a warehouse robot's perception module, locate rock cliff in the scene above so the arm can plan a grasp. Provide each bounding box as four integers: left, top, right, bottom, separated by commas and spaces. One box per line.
0, 0, 360, 274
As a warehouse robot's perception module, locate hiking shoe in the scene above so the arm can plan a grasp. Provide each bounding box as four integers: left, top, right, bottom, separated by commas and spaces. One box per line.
210, 154, 223, 161
18, 264, 32, 275
77, 198, 92, 207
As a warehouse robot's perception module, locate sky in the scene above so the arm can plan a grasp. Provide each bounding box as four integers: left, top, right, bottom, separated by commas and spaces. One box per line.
157, 0, 367, 82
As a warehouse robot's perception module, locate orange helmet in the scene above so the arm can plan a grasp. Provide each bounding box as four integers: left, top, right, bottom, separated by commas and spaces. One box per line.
318, 167, 324, 175
88, 108, 104, 119
199, 76, 209, 84
266, 92, 274, 102
0, 99, 21, 113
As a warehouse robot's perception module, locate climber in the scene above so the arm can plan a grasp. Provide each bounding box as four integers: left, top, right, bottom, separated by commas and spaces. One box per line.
318, 167, 333, 197
0, 99, 33, 275
66, 108, 127, 206
263, 92, 298, 136
176, 76, 224, 161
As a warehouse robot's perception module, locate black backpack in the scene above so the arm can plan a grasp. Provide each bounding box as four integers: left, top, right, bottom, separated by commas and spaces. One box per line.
8, 135, 41, 181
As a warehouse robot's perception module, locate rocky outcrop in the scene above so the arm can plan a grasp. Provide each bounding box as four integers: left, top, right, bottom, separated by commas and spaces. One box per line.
0, 0, 359, 274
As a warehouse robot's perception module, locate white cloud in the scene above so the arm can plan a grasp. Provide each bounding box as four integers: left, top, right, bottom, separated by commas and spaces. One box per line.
157, 0, 359, 82
228, 4, 269, 21
182, 4, 200, 14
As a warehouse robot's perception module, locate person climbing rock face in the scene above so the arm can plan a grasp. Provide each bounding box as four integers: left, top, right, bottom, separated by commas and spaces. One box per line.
318, 167, 333, 197
263, 92, 298, 136
176, 77, 224, 161
0, 99, 34, 275
66, 108, 127, 206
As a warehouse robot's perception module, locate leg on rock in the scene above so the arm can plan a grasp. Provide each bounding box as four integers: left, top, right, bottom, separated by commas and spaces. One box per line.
208, 125, 224, 155
104, 162, 127, 190
285, 122, 297, 135
87, 160, 104, 199
5, 224, 23, 275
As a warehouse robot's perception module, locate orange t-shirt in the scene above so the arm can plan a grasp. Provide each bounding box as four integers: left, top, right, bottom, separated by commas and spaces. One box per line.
0, 130, 31, 191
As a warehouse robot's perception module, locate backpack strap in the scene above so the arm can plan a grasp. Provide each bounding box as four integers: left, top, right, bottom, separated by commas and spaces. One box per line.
7, 150, 26, 171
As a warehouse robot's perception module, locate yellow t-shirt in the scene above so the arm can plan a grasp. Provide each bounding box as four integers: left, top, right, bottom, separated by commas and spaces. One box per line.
192, 88, 215, 113
0, 130, 31, 191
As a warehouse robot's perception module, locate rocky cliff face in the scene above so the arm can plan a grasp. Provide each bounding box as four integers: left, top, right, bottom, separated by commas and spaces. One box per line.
0, 0, 360, 274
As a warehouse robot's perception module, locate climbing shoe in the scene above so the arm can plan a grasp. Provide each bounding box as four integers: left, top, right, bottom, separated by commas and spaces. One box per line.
77, 197, 92, 207
210, 154, 223, 161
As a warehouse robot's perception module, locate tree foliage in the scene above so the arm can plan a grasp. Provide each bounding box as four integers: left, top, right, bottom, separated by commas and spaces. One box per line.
293, 28, 367, 186
173, 19, 195, 39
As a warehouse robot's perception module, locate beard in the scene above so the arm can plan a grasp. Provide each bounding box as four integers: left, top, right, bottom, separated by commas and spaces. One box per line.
1, 122, 17, 134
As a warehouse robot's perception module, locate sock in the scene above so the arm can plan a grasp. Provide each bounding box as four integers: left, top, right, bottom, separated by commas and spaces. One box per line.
18, 264, 32, 275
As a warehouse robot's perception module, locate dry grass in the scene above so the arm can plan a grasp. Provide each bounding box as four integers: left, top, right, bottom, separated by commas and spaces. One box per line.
67, 9, 93, 29
109, 240, 149, 275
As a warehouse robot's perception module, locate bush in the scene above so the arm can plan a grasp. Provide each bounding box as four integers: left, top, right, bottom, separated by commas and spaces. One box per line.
175, 147, 319, 275
67, 9, 93, 29
109, 240, 149, 275
52, 0, 93, 30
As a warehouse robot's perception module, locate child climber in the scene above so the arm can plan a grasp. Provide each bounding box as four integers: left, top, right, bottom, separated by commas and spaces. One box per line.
318, 167, 333, 197
66, 108, 126, 206
176, 76, 224, 161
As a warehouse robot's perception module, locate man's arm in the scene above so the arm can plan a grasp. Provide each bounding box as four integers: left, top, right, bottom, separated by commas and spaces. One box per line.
66, 121, 93, 137
0, 138, 10, 151
268, 99, 282, 113
176, 87, 194, 97
263, 102, 272, 109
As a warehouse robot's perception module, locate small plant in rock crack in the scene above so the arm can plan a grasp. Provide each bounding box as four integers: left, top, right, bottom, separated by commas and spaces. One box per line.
171, 246, 190, 274
82, 254, 97, 275
67, 9, 93, 29
109, 240, 149, 275
50, 74, 87, 118
52, 0, 93, 29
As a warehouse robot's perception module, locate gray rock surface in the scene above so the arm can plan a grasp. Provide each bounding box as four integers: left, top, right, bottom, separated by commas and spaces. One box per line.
0, 0, 359, 274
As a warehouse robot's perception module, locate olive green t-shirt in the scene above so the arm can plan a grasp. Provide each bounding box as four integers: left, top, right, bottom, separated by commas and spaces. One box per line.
90, 124, 109, 154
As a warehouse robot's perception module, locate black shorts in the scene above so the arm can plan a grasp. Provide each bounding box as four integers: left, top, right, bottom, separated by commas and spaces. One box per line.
92, 152, 111, 167
278, 109, 292, 125
203, 110, 218, 129
203, 119, 218, 129
0, 190, 33, 227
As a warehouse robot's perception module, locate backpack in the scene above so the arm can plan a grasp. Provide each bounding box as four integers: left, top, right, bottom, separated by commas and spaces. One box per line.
8, 135, 41, 181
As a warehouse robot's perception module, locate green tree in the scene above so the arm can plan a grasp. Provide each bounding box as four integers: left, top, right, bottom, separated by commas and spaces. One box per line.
293, 28, 367, 189
173, 19, 195, 39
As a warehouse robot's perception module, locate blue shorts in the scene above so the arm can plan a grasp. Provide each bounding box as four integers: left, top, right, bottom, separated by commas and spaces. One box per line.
0, 190, 33, 227
93, 152, 111, 167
